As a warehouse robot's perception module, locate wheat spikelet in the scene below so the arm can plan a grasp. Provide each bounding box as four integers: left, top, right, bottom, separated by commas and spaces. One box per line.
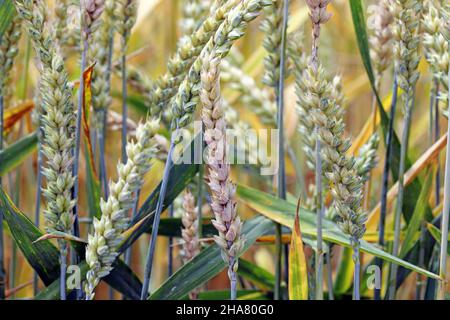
115, 0, 138, 51
85, 119, 159, 300
305, 0, 331, 68
171, 0, 273, 138
180, 0, 210, 38
200, 51, 243, 300
423, 1, 449, 92
14, 0, 76, 235
148, 0, 240, 117
221, 59, 276, 126
261, 0, 284, 88
391, 0, 422, 99
90, 0, 116, 130
83, 0, 105, 40
180, 189, 200, 299
367, 0, 393, 83
355, 133, 380, 183
0, 15, 22, 103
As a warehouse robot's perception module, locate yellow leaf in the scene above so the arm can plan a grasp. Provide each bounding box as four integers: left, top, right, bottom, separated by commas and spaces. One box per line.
289, 198, 309, 300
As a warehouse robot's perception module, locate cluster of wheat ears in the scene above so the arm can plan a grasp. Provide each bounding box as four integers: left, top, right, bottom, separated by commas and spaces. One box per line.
0, 0, 449, 301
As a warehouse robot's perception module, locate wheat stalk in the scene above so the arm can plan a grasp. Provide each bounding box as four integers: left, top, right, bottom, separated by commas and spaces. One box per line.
84, 119, 159, 300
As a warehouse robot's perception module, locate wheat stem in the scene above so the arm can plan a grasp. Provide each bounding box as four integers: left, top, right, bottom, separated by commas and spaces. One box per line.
140, 136, 175, 300
389, 89, 415, 299
121, 54, 128, 163
375, 73, 398, 300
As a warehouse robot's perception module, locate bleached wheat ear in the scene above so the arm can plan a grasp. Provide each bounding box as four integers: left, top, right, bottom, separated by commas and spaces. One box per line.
305, 0, 331, 68
201, 52, 244, 301
84, 119, 159, 300
14, 0, 77, 300
83, 0, 105, 40
367, 0, 393, 84
116, 0, 138, 164
180, 189, 200, 300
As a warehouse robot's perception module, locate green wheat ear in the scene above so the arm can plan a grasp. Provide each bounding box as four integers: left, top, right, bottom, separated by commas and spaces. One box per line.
85, 118, 160, 300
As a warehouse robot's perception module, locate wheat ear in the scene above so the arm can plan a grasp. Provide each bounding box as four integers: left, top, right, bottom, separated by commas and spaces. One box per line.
180, 189, 201, 300
201, 52, 244, 301
148, 0, 240, 117
85, 119, 159, 300
0, 15, 22, 104
14, 0, 77, 300
367, 0, 394, 85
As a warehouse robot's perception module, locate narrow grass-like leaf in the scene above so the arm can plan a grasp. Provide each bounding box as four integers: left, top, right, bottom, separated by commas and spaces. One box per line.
236, 184, 440, 279
0, 132, 37, 177
288, 200, 308, 300
0, 0, 15, 38
149, 216, 274, 300
197, 290, 269, 300
81, 64, 101, 219
238, 259, 275, 291
426, 223, 450, 256
400, 168, 434, 258
0, 188, 142, 299
0, 188, 59, 285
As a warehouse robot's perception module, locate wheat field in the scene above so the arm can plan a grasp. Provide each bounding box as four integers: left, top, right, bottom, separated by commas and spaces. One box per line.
0, 0, 448, 301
